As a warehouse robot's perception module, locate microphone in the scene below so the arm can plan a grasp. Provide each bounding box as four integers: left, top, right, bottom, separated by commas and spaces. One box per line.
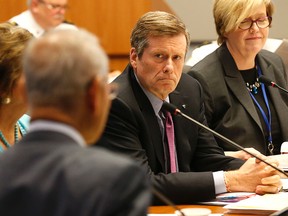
259, 75, 288, 93
162, 101, 288, 178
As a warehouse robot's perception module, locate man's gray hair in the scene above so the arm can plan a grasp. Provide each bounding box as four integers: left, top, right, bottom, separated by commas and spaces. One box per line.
23, 28, 109, 111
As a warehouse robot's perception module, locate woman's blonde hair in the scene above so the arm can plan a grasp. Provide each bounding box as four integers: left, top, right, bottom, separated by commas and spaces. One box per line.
213, 0, 274, 44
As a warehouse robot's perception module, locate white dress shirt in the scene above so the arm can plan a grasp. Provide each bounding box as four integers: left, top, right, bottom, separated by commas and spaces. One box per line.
10, 10, 77, 38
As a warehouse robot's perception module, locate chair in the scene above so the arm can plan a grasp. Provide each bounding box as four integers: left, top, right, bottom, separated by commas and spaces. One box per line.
275, 39, 288, 74
185, 39, 288, 71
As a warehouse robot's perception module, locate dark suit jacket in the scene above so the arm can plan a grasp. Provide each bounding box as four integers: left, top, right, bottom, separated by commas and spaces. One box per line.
98, 64, 244, 204
0, 130, 151, 216
188, 44, 288, 155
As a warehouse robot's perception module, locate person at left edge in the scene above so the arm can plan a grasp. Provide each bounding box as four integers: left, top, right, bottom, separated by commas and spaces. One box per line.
0, 28, 151, 216
10, 0, 77, 38
0, 22, 33, 152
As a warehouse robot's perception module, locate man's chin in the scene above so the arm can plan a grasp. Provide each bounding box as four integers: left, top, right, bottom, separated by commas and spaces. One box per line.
51, 21, 63, 27
52, 17, 64, 24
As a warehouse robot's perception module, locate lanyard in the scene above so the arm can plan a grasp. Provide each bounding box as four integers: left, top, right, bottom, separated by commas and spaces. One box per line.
248, 65, 274, 155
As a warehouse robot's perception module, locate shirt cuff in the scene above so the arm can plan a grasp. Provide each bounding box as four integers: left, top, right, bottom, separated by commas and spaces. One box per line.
213, 170, 226, 194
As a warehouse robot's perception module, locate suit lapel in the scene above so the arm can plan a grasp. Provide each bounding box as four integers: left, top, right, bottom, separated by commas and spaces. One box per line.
169, 87, 191, 166
128, 68, 166, 171
218, 46, 262, 129
258, 55, 288, 139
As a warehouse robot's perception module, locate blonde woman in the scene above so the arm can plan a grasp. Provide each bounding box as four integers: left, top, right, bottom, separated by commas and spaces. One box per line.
188, 0, 288, 159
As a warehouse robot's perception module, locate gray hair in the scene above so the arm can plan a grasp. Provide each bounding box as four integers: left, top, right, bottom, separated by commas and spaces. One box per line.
23, 29, 108, 111
130, 11, 190, 58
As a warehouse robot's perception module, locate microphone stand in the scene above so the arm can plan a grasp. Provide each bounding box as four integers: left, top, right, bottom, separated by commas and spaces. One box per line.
269, 83, 288, 94
152, 188, 185, 216
259, 75, 288, 93
163, 102, 288, 178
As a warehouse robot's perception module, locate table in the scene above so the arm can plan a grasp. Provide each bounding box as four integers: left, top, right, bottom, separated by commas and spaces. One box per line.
148, 204, 261, 216
149, 204, 224, 214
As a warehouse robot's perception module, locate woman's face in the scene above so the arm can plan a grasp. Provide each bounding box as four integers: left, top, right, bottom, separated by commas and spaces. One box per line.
225, 4, 269, 58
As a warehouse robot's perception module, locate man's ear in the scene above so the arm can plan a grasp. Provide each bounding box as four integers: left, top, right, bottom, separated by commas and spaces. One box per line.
31, 0, 41, 11
32, 0, 39, 6
130, 48, 138, 69
86, 77, 103, 114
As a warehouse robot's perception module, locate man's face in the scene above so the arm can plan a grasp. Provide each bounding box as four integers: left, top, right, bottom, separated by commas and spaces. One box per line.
130, 34, 187, 100
32, 0, 68, 29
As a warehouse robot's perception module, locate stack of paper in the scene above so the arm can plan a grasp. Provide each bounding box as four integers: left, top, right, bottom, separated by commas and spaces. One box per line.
224, 192, 288, 215
269, 154, 288, 171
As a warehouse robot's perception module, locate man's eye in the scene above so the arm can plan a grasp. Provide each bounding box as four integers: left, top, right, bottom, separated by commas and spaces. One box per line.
155, 54, 163, 58
174, 56, 182, 60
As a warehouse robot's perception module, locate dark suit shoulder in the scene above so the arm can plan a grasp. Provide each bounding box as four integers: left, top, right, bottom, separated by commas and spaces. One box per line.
192, 49, 220, 67
180, 72, 201, 86
68, 146, 139, 171
257, 49, 287, 84
176, 73, 203, 98
187, 50, 223, 78
258, 49, 284, 64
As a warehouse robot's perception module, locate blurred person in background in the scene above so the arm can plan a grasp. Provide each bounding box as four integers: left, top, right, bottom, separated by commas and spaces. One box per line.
10, 0, 77, 37
0, 22, 33, 152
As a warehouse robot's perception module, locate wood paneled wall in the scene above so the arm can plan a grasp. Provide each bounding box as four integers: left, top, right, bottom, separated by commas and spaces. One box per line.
0, 0, 172, 71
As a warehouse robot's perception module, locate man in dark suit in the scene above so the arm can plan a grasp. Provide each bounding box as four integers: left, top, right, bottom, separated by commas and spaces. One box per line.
98, 11, 282, 205
0, 29, 151, 215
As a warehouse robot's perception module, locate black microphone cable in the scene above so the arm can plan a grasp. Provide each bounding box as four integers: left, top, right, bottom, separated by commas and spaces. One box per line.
152, 187, 185, 216
162, 101, 288, 178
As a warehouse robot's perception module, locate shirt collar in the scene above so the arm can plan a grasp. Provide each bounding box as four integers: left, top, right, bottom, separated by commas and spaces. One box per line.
20, 11, 45, 37
134, 73, 170, 115
28, 120, 86, 147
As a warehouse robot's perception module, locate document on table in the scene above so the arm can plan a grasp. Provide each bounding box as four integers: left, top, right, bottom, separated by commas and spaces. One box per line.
199, 192, 256, 206
269, 154, 288, 171
223, 192, 288, 215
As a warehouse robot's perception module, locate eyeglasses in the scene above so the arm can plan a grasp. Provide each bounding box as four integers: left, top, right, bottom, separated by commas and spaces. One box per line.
238, 16, 272, 30
38, 0, 69, 11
